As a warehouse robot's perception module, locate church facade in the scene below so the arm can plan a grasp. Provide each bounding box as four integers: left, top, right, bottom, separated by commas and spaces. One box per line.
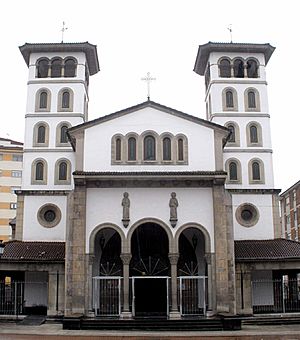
1, 41, 300, 320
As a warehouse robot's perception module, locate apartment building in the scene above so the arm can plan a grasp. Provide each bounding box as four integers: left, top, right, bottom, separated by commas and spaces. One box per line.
280, 180, 300, 240
0, 137, 23, 241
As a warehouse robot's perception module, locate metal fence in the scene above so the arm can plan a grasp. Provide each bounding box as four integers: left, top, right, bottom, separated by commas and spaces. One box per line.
93, 276, 122, 316
178, 276, 207, 316
0, 281, 24, 315
252, 278, 300, 313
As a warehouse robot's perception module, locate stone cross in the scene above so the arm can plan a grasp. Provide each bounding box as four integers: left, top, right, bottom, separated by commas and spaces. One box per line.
141, 72, 156, 100
61, 21, 68, 43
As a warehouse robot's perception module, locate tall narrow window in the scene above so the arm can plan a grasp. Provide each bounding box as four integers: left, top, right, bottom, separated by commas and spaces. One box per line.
252, 161, 260, 180
62, 91, 70, 108
248, 91, 256, 109
39, 91, 48, 109
250, 125, 258, 143
229, 162, 238, 181
219, 59, 231, 77
163, 137, 171, 161
116, 138, 121, 161
60, 125, 68, 143
35, 162, 44, 181
37, 59, 49, 78
128, 137, 136, 161
51, 58, 62, 77
227, 125, 236, 143
59, 162, 68, 180
178, 138, 184, 161
234, 59, 244, 78
247, 60, 258, 78
225, 90, 234, 108
64, 58, 76, 77
144, 136, 156, 160
37, 125, 46, 143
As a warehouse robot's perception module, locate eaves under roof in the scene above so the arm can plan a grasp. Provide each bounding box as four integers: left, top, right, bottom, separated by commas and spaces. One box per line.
19, 42, 100, 75
194, 42, 275, 75
68, 100, 229, 135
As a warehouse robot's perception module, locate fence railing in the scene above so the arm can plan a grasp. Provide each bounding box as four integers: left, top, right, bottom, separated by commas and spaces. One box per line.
252, 278, 300, 313
178, 276, 207, 316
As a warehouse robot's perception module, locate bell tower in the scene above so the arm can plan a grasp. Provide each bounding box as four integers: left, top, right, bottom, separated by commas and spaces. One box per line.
16, 42, 99, 241
194, 42, 281, 240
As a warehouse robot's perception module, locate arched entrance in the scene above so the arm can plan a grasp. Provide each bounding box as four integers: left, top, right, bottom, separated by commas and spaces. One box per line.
92, 228, 123, 316
177, 227, 207, 315
130, 222, 170, 317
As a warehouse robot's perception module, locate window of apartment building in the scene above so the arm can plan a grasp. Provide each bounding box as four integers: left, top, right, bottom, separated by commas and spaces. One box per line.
10, 203, 17, 209
11, 170, 22, 178
0, 154, 3, 161
12, 154, 23, 162
286, 214, 291, 239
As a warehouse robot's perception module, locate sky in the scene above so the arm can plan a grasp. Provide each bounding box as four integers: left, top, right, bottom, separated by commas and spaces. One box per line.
0, 0, 299, 191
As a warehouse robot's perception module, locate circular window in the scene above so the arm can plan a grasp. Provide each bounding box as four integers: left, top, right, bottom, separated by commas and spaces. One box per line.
235, 203, 259, 227
37, 204, 61, 228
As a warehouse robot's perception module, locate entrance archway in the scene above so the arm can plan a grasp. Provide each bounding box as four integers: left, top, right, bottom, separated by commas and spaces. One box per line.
130, 222, 170, 317
177, 227, 207, 315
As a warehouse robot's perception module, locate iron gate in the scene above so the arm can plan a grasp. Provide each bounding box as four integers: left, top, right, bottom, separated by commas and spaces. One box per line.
92, 276, 122, 316
179, 276, 207, 316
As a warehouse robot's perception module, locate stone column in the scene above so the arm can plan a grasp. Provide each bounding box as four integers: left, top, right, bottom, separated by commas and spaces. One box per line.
47, 271, 57, 316
236, 264, 253, 315
85, 254, 95, 316
212, 183, 236, 314
120, 253, 132, 318
168, 253, 181, 319
205, 253, 213, 315
65, 185, 87, 316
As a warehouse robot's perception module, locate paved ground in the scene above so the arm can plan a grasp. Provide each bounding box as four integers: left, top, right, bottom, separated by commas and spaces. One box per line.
1, 323, 300, 340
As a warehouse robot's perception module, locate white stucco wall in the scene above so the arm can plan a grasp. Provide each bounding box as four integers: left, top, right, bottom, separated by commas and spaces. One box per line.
86, 187, 215, 253
233, 193, 274, 240
83, 107, 217, 172
22, 195, 67, 241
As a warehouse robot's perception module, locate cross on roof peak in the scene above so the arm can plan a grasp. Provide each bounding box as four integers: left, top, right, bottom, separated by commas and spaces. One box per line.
141, 72, 156, 100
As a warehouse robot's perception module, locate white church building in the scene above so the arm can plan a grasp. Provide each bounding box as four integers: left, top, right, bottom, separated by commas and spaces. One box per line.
1, 41, 300, 324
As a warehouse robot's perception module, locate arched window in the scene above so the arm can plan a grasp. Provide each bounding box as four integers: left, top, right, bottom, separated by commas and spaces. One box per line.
178, 138, 184, 161
64, 58, 76, 77
229, 162, 238, 181
252, 161, 261, 180
227, 124, 236, 143
163, 137, 171, 161
250, 125, 258, 143
37, 125, 46, 143
58, 161, 68, 180
37, 59, 49, 78
35, 162, 44, 181
62, 91, 70, 108
248, 91, 256, 109
60, 125, 68, 143
144, 135, 156, 160
116, 138, 121, 161
39, 91, 48, 109
233, 59, 244, 78
225, 90, 234, 108
51, 58, 62, 77
128, 137, 136, 161
219, 59, 231, 77
247, 59, 258, 78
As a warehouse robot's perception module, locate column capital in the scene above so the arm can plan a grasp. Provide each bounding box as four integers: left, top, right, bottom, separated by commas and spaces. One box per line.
120, 253, 132, 265
168, 253, 179, 265
205, 253, 212, 264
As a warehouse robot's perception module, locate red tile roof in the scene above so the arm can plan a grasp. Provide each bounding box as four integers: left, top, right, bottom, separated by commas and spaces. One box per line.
235, 239, 300, 261
0, 241, 65, 262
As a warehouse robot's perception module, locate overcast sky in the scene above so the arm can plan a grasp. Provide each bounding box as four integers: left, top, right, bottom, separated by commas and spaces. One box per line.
1, 0, 299, 191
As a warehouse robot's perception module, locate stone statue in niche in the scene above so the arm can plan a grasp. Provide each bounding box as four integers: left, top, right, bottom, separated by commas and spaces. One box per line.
122, 192, 130, 227
169, 192, 178, 227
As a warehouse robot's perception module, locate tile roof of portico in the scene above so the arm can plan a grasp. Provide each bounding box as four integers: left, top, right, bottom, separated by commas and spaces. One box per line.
235, 239, 300, 262
0, 241, 65, 262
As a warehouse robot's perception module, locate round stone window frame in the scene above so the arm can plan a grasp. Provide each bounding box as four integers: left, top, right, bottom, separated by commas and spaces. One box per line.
235, 203, 259, 227
37, 203, 61, 228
